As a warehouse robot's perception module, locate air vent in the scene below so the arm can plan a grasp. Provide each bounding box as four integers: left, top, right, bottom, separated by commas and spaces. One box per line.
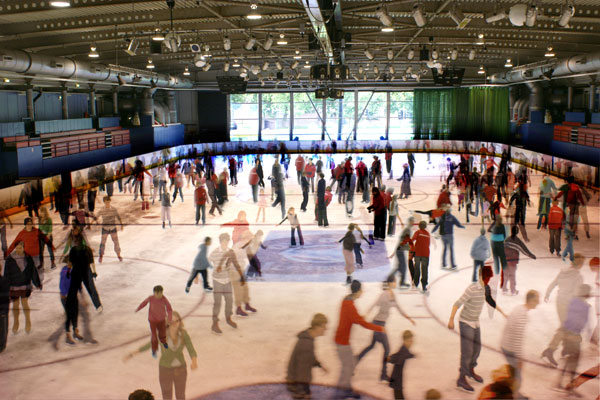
2, 55, 14, 62
50, 61, 64, 68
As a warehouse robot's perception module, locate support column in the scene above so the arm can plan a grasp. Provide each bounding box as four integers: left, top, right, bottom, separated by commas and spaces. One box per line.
509, 86, 518, 118
322, 98, 326, 141
385, 91, 391, 140
61, 87, 68, 119
567, 86, 573, 111
337, 98, 343, 140
589, 84, 596, 113
258, 93, 263, 141
89, 86, 97, 117
112, 89, 119, 116
167, 91, 177, 123
141, 88, 155, 120
289, 93, 294, 141
353, 91, 358, 141
26, 85, 34, 120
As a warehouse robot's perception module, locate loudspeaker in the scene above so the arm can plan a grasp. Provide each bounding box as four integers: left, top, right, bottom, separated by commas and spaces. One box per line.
311, 64, 329, 80
330, 65, 348, 80
315, 88, 328, 99
276, 72, 284, 80
419, 48, 429, 61
216, 76, 248, 94
190, 43, 201, 53
329, 88, 344, 99
310, 64, 349, 80
431, 68, 465, 85
150, 41, 162, 55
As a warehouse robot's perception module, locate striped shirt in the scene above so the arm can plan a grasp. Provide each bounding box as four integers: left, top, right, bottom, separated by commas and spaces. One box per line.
454, 283, 485, 329
501, 304, 529, 359
208, 247, 241, 284
371, 291, 401, 322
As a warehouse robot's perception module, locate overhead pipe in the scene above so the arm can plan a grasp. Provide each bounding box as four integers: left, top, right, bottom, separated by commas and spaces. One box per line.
0, 48, 193, 89
509, 86, 518, 116
490, 51, 600, 84
513, 98, 523, 120
519, 99, 530, 121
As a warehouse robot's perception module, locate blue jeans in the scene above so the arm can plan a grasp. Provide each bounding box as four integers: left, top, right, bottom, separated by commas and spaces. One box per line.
393, 248, 407, 284
195, 204, 205, 225
441, 234, 456, 268
562, 236, 574, 261
472, 260, 484, 282
353, 243, 363, 266
459, 322, 481, 378
356, 320, 390, 379
291, 226, 304, 246
502, 348, 521, 392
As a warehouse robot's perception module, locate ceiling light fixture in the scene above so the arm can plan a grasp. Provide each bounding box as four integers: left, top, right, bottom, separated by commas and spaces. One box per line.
504, 58, 513, 67
365, 48, 374, 60
264, 34, 273, 50
277, 33, 287, 45
485, 8, 507, 23
376, 5, 393, 27
125, 38, 139, 56
448, 3, 469, 28
558, 3, 575, 27
407, 48, 415, 60
275, 61, 283, 70
431, 48, 438, 60
232, 59, 240, 68
262, 61, 270, 71
387, 49, 394, 61
247, 3, 262, 20
545, 46, 555, 57
381, 27, 394, 32
223, 35, 231, 51
224, 61, 231, 71
412, 4, 427, 27
88, 44, 99, 58
478, 65, 485, 74
291, 60, 299, 69
468, 47, 476, 61
245, 35, 256, 51
251, 65, 261, 75
203, 63, 212, 72
450, 48, 458, 60
146, 58, 155, 69
525, 4, 538, 27
194, 54, 207, 67
373, 65, 380, 74
152, 29, 165, 41
358, 66, 364, 74
183, 66, 191, 76
303, 61, 311, 69
50, 1, 71, 7
476, 33, 485, 45
294, 49, 302, 59
3, 78, 10, 83
389, 65, 395, 74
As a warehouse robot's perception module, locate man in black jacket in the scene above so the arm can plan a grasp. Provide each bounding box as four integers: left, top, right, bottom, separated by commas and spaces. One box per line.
317, 173, 328, 227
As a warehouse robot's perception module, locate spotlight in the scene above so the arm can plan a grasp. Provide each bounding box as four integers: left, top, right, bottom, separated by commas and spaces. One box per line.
244, 35, 256, 51
508, 4, 528, 27
450, 48, 458, 60
262, 61, 270, 71
294, 49, 302, 59
224, 61, 230, 72
365, 48, 374, 60
152, 29, 165, 41
164, 32, 181, 53
525, 4, 537, 27
412, 4, 427, 27
558, 4, 575, 27
431, 48, 438, 60
485, 9, 507, 23
406, 66, 412, 74
376, 5, 393, 27
468, 48, 476, 61
504, 58, 513, 67
545, 46, 555, 57
275, 61, 283, 70
251, 65, 261, 75
373, 65, 380, 74
247, 3, 262, 20
125, 38, 139, 56
407, 48, 415, 60
358, 66, 364, 74
88, 44, 99, 58
388, 65, 395, 74
264, 34, 273, 50
223, 35, 231, 51
183, 67, 191, 76
387, 49, 394, 61
476, 33, 485, 45
146, 58, 155, 69
50, 1, 71, 7
303, 61, 311, 69
448, 3, 469, 28
194, 54, 207, 67
240, 68, 248, 78
381, 27, 394, 32
277, 33, 287, 45
291, 60, 299, 69
478, 65, 485, 74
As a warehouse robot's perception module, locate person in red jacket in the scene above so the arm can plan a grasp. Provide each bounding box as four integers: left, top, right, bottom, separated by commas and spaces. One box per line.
554, 176, 585, 234
548, 199, 565, 256
344, 157, 354, 190
249, 166, 259, 203
194, 183, 208, 225
411, 221, 431, 293
295, 155, 305, 184
304, 159, 316, 193
385, 148, 393, 180
372, 156, 382, 189
367, 187, 387, 240
6, 218, 53, 274
334, 280, 384, 399
436, 184, 452, 209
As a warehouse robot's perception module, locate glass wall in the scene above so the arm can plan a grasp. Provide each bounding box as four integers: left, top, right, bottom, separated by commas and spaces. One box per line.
357, 92, 386, 140
228, 91, 414, 140
261, 93, 290, 141
230, 94, 259, 141
389, 92, 414, 140
293, 93, 323, 140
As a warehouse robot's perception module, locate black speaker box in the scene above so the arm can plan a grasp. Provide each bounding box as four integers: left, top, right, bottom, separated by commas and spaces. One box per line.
216, 76, 248, 94
150, 41, 162, 55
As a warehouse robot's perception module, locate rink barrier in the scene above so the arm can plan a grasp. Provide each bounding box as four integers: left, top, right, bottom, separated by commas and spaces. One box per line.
0, 139, 597, 217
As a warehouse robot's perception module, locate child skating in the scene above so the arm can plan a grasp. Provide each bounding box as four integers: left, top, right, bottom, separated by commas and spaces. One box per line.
161, 189, 172, 229
135, 285, 173, 357
278, 207, 304, 247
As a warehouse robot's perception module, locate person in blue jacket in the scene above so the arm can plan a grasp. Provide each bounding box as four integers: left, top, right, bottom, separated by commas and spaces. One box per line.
432, 208, 465, 270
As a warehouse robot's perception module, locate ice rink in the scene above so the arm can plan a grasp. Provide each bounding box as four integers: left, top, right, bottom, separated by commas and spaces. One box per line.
0, 153, 598, 400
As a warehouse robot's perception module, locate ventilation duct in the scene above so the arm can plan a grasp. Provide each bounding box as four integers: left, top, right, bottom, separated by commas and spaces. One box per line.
526, 81, 544, 116
489, 51, 600, 84
0, 48, 192, 89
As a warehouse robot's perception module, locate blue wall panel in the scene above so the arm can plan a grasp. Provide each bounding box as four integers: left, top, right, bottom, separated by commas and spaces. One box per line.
99, 117, 121, 128
130, 126, 154, 155
16, 146, 43, 177
154, 124, 184, 148
592, 113, 600, 124
0, 122, 25, 137
565, 112, 586, 123
0, 92, 28, 122
550, 141, 599, 166
68, 94, 88, 119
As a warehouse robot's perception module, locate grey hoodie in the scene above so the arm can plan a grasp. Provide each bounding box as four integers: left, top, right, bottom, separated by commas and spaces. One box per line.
286, 329, 321, 384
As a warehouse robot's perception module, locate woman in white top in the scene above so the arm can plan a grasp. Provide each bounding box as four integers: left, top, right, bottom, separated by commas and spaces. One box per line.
356, 275, 415, 381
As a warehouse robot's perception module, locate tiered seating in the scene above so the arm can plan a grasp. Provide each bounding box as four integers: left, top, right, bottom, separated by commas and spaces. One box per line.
39, 126, 130, 158
554, 123, 600, 148
1, 135, 39, 148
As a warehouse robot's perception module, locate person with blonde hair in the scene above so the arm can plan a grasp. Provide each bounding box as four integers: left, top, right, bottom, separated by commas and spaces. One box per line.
286, 313, 329, 399
339, 224, 358, 285
125, 311, 197, 400
278, 207, 304, 247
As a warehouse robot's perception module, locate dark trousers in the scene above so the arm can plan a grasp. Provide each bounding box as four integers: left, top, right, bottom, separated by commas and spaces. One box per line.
186, 269, 209, 289
413, 256, 429, 289
357, 320, 389, 379
291, 226, 304, 246
149, 319, 167, 353
87, 190, 97, 213
394, 388, 405, 400
387, 215, 397, 236
353, 243, 363, 266
40, 236, 55, 263
208, 195, 222, 215
472, 260, 485, 282
247, 255, 262, 277
549, 228, 561, 253
374, 213, 386, 239
300, 191, 308, 211
393, 248, 407, 285
195, 204, 206, 225
1, 225, 7, 255
459, 322, 481, 378
251, 184, 258, 203
491, 240, 507, 274
159, 365, 187, 400
68, 270, 102, 312
0, 312, 8, 353
317, 207, 328, 227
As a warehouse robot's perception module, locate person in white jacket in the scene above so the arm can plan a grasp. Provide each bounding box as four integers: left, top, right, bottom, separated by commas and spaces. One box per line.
470, 228, 491, 282
541, 253, 585, 367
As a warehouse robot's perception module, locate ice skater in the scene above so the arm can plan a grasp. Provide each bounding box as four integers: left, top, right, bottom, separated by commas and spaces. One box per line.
387, 330, 416, 400
431, 207, 465, 270
339, 224, 359, 285
278, 207, 304, 247
503, 226, 536, 296
186, 237, 213, 293
397, 164, 411, 199
241, 230, 267, 280
161, 189, 172, 229
135, 285, 173, 357
256, 188, 267, 223
97, 196, 123, 263
356, 275, 415, 382
38, 206, 57, 270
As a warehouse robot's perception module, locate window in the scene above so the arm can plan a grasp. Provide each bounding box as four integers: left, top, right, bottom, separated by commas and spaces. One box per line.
357, 92, 386, 140
261, 93, 290, 141
325, 98, 340, 140
293, 93, 323, 140
230, 93, 258, 141
389, 91, 414, 140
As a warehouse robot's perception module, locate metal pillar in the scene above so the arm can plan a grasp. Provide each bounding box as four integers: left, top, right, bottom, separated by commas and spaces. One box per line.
322, 98, 326, 141
258, 93, 263, 141
141, 88, 154, 119
353, 91, 358, 141
89, 87, 97, 116
167, 91, 177, 123
589, 84, 596, 113
112, 90, 119, 115
26, 86, 34, 120
61, 87, 68, 119
289, 93, 294, 141
385, 92, 391, 140
337, 98, 343, 140
567, 86, 573, 111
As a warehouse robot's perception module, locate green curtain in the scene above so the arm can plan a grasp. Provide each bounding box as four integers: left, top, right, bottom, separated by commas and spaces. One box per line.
413, 87, 509, 142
